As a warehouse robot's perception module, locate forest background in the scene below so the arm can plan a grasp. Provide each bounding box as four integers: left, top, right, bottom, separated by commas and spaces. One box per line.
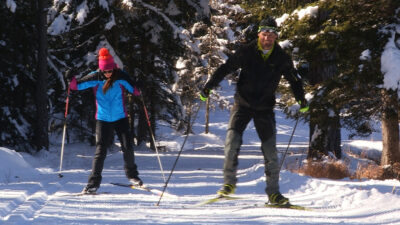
1, 0, 400, 174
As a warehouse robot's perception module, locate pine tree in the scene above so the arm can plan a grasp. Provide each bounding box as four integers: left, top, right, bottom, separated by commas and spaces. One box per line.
35, 0, 50, 151
46, 0, 210, 149
0, 1, 39, 152
278, 0, 400, 164
240, 0, 400, 164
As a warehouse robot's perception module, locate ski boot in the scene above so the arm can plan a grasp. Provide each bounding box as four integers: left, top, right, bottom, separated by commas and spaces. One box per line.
129, 176, 143, 187
81, 185, 98, 194
217, 184, 236, 196
268, 192, 289, 205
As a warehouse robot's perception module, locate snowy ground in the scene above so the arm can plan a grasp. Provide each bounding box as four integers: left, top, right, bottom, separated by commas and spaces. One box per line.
1, 81, 400, 224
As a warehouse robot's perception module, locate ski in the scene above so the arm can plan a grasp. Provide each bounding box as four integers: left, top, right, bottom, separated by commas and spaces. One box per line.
196, 195, 243, 206
110, 182, 165, 197
59, 191, 111, 197
264, 203, 310, 211
197, 195, 311, 211
232, 203, 311, 212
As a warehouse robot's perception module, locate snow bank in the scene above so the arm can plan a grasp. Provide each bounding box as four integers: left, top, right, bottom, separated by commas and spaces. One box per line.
0, 147, 38, 182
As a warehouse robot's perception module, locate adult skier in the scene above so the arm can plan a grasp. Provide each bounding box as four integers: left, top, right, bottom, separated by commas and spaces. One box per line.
69, 47, 143, 194
200, 17, 309, 205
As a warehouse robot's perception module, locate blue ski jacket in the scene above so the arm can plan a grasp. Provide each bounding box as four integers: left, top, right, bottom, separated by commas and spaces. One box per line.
72, 69, 137, 122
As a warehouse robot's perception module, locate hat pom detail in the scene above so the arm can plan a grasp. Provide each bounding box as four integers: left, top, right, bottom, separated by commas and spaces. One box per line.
98, 47, 116, 70
99, 48, 111, 60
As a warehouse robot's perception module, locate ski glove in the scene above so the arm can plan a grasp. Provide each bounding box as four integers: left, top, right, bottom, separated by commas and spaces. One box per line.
69, 76, 77, 90
298, 100, 309, 113
133, 87, 141, 96
199, 88, 211, 101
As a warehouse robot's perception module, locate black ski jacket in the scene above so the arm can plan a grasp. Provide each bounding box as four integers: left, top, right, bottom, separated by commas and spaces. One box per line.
205, 40, 306, 111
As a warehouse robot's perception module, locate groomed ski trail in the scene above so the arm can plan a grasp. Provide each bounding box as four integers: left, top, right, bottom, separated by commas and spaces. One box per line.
1, 145, 400, 224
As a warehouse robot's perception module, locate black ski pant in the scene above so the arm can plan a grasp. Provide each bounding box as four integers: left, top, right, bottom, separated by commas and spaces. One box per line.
223, 103, 280, 195
87, 118, 139, 188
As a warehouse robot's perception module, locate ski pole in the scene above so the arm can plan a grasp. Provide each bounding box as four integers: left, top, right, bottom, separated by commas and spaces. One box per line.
156, 103, 201, 206
139, 94, 166, 183
58, 80, 71, 178
279, 116, 300, 171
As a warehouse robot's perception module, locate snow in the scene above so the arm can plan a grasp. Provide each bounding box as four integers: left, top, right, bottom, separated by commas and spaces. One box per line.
6, 0, 16, 13
382, 30, 400, 92
104, 14, 116, 30
360, 49, 371, 61
278, 40, 292, 49
293, 6, 319, 20
3, 3, 400, 223
76, 1, 88, 25
1, 80, 400, 224
277, 6, 319, 25
48, 13, 72, 35
166, 0, 181, 16
276, 13, 289, 27
0, 147, 39, 180
98, 0, 109, 11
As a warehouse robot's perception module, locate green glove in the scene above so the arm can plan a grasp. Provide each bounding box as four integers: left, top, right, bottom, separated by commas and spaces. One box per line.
199, 88, 211, 101
298, 100, 309, 113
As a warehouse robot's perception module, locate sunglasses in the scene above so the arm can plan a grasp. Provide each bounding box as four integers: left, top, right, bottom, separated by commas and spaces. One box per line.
103, 70, 113, 74
258, 26, 278, 34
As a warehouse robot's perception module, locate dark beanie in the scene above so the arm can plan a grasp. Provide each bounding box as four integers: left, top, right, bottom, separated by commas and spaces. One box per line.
258, 17, 279, 34
259, 17, 277, 28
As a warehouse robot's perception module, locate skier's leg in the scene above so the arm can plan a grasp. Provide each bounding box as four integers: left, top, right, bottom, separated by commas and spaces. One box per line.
254, 110, 280, 195
115, 118, 139, 179
222, 104, 251, 187
87, 120, 112, 188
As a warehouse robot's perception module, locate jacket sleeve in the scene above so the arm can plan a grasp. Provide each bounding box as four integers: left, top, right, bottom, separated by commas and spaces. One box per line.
281, 54, 306, 103
117, 70, 136, 94
75, 71, 102, 91
204, 48, 244, 90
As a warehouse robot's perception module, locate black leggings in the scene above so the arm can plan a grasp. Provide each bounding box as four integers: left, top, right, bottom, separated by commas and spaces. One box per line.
88, 118, 139, 187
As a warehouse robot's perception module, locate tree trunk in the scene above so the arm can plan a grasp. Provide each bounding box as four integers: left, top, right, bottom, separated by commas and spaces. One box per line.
34, 0, 49, 151
204, 22, 214, 134
137, 104, 148, 147
308, 107, 341, 159
381, 89, 400, 165
307, 49, 341, 159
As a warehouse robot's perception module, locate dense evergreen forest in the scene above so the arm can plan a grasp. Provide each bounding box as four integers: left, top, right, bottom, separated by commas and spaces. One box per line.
1, 0, 400, 167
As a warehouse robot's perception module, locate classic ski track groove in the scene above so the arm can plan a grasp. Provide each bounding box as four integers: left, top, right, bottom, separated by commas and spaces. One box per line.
2, 179, 67, 221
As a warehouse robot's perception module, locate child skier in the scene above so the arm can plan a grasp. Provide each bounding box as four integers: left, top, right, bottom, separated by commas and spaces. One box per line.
69, 47, 143, 194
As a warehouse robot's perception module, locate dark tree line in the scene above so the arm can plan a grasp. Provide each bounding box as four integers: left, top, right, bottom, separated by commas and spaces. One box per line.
1, 0, 211, 152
